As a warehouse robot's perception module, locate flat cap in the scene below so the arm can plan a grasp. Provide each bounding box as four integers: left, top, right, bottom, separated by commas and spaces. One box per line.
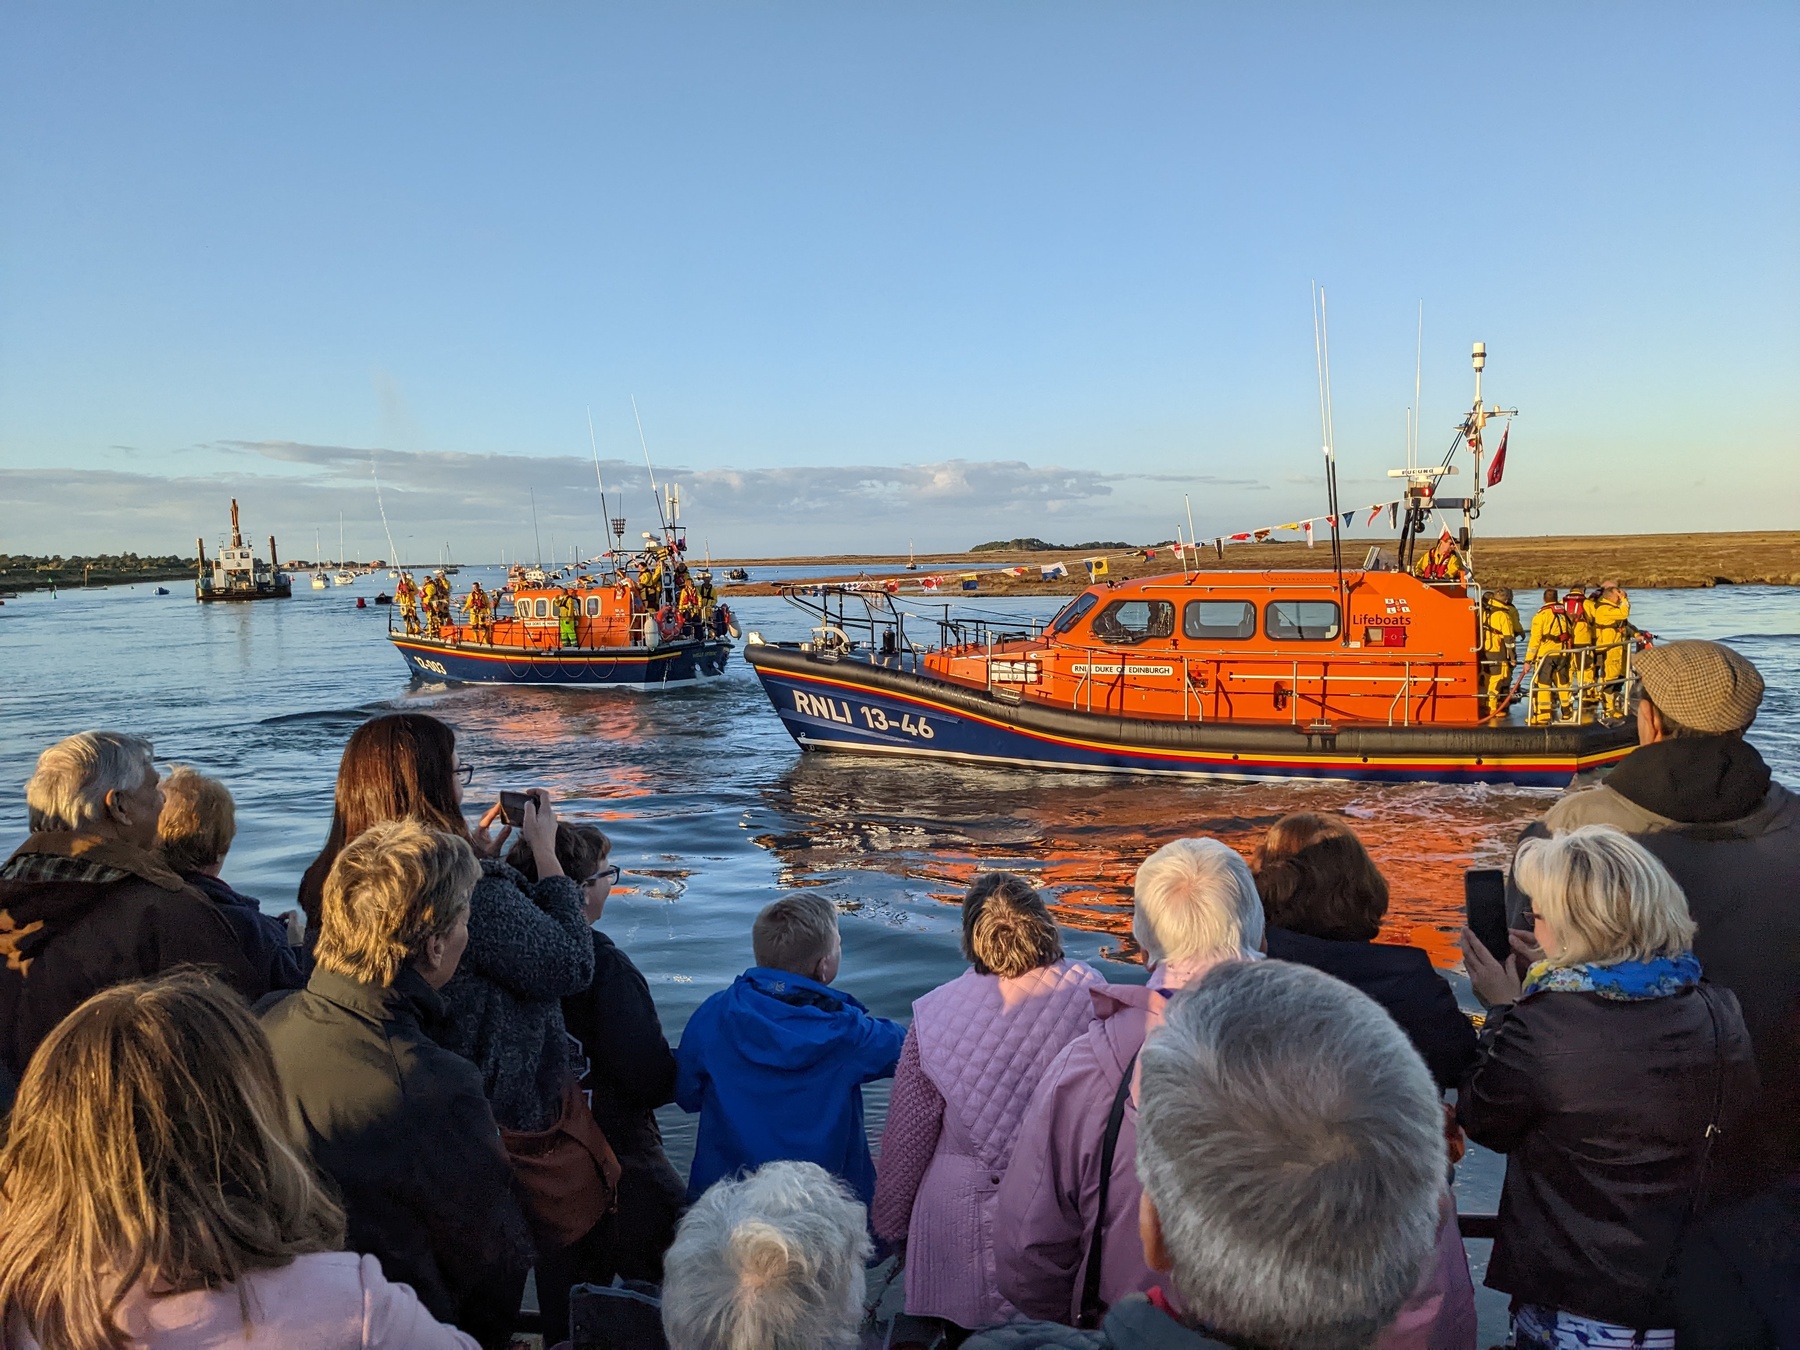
1635, 640, 1764, 734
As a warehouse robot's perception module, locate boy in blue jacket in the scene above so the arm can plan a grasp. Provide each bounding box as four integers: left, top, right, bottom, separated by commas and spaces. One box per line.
675, 894, 904, 1207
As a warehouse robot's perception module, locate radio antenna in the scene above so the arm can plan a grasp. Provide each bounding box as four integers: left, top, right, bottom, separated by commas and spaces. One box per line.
631, 395, 671, 536
1312, 282, 1348, 645
587, 407, 613, 569
1412, 302, 1424, 469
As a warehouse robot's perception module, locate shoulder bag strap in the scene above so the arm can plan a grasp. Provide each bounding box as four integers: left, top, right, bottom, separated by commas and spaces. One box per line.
1077, 1049, 1139, 1330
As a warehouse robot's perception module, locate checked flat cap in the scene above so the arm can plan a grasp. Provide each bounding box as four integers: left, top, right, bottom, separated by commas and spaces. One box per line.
1635, 640, 1764, 734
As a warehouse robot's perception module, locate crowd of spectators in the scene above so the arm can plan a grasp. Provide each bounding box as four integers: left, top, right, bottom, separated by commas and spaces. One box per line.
0, 637, 1792, 1349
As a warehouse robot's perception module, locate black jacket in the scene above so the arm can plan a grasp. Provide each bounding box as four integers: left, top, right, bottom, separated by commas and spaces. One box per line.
180, 869, 306, 995
564, 929, 678, 1156
0, 833, 261, 1078
1265, 927, 1478, 1088
1459, 982, 1760, 1327
558, 928, 685, 1281
260, 966, 533, 1350
1527, 734, 1800, 1183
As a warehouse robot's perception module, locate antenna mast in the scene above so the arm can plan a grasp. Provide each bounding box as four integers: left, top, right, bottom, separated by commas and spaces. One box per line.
587, 407, 614, 575
371, 458, 400, 568
1312, 284, 1348, 645
631, 395, 671, 537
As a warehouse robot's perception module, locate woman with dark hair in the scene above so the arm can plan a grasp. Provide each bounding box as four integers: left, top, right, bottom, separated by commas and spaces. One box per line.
1253, 812, 1481, 1350
298, 713, 594, 1135
871, 872, 1101, 1335
0, 970, 477, 1349
1252, 812, 1477, 1087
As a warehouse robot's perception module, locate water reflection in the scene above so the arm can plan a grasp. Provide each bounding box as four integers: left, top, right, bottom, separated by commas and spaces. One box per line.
754, 756, 1552, 967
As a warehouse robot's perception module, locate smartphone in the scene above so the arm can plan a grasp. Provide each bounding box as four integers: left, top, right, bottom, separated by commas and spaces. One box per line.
498, 790, 531, 827
1464, 869, 1511, 964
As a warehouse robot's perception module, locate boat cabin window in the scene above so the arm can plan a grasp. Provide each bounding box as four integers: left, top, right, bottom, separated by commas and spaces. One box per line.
1264, 600, 1341, 641
534, 598, 551, 619
586, 596, 602, 616
1182, 600, 1256, 640
1049, 592, 1100, 635
1090, 598, 1175, 645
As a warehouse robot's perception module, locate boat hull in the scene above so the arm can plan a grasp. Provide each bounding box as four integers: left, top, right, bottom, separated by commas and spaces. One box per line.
390, 635, 731, 688
196, 582, 293, 602
746, 642, 1634, 786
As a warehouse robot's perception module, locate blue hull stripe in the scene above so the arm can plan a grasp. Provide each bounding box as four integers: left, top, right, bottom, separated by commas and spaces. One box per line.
751, 662, 1630, 786
391, 637, 731, 687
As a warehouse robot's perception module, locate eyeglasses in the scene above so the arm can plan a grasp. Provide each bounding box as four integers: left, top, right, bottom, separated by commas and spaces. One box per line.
454, 762, 474, 786
583, 864, 623, 889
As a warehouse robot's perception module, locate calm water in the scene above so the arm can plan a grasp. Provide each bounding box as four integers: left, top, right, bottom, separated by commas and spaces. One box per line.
2, 574, 1795, 1323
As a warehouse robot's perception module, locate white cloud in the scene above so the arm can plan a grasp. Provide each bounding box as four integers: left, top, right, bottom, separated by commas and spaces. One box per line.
0, 445, 1274, 558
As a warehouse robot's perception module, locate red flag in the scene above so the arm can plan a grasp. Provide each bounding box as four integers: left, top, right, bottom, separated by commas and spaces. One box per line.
1487, 423, 1509, 487
1367, 504, 1384, 526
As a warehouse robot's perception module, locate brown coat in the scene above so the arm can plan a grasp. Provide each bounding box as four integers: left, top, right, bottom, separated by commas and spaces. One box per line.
0, 832, 261, 1078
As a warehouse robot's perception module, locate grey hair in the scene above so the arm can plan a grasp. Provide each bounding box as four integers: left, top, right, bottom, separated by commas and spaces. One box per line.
662, 1160, 872, 1350
1130, 838, 1264, 966
25, 732, 156, 833
1136, 961, 1445, 1350
1518, 825, 1695, 967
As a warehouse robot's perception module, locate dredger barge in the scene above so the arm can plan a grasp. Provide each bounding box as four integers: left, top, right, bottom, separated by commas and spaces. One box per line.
746, 342, 1641, 786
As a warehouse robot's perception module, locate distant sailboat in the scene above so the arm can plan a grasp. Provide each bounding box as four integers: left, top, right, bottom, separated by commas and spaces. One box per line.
906, 541, 919, 571
311, 529, 328, 588
332, 515, 355, 585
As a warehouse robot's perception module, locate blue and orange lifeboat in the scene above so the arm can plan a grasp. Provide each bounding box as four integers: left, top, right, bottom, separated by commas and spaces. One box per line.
390, 578, 732, 688
745, 566, 1638, 786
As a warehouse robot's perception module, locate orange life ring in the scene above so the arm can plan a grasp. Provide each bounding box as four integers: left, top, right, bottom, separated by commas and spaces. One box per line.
656, 606, 681, 640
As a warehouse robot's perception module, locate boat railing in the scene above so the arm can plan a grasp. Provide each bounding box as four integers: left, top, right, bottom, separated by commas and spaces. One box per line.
1518, 637, 1638, 728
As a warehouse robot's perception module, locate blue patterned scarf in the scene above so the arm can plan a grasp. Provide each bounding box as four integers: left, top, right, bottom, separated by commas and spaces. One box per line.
1520, 951, 1701, 1002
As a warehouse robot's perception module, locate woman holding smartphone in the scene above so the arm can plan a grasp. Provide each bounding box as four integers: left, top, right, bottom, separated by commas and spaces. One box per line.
1458, 826, 1757, 1349
299, 713, 594, 1135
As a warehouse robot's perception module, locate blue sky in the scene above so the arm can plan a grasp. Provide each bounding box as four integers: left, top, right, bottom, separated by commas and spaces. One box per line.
2, 3, 1794, 560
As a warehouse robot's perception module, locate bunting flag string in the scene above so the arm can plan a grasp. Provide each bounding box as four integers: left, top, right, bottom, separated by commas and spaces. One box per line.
778, 497, 1415, 595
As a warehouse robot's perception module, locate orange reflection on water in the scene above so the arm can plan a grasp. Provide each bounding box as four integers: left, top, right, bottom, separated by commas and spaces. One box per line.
757, 761, 1547, 969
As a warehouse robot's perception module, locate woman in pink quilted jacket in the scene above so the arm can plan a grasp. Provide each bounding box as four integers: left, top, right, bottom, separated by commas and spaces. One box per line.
872, 873, 1103, 1334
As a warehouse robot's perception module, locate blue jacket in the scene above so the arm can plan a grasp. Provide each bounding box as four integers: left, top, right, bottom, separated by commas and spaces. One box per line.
675, 966, 905, 1206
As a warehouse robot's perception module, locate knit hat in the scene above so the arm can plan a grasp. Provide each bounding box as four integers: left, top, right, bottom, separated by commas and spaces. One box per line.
1635, 640, 1764, 733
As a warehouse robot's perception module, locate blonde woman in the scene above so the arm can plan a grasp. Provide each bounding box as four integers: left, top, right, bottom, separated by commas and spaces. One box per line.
0, 971, 476, 1349
261, 819, 532, 1350
1459, 825, 1758, 1349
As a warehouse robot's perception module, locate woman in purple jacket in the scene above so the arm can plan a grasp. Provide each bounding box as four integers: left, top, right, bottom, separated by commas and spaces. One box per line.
872, 873, 1102, 1334
992, 838, 1265, 1325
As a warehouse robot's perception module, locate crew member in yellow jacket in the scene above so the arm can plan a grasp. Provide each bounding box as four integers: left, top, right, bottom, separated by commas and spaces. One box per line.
1524, 588, 1573, 725
1480, 588, 1523, 713
1563, 586, 1597, 720
1591, 581, 1631, 716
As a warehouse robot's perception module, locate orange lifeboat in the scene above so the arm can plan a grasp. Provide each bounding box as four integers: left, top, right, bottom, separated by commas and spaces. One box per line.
745, 340, 1641, 784
389, 579, 734, 688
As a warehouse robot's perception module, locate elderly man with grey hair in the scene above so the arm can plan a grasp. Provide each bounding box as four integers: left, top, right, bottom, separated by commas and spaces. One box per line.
662, 1159, 873, 1350
968, 960, 1448, 1350
994, 837, 1264, 1324
0, 731, 257, 1080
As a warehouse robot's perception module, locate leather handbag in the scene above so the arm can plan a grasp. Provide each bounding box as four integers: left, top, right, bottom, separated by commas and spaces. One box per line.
500, 1080, 624, 1248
